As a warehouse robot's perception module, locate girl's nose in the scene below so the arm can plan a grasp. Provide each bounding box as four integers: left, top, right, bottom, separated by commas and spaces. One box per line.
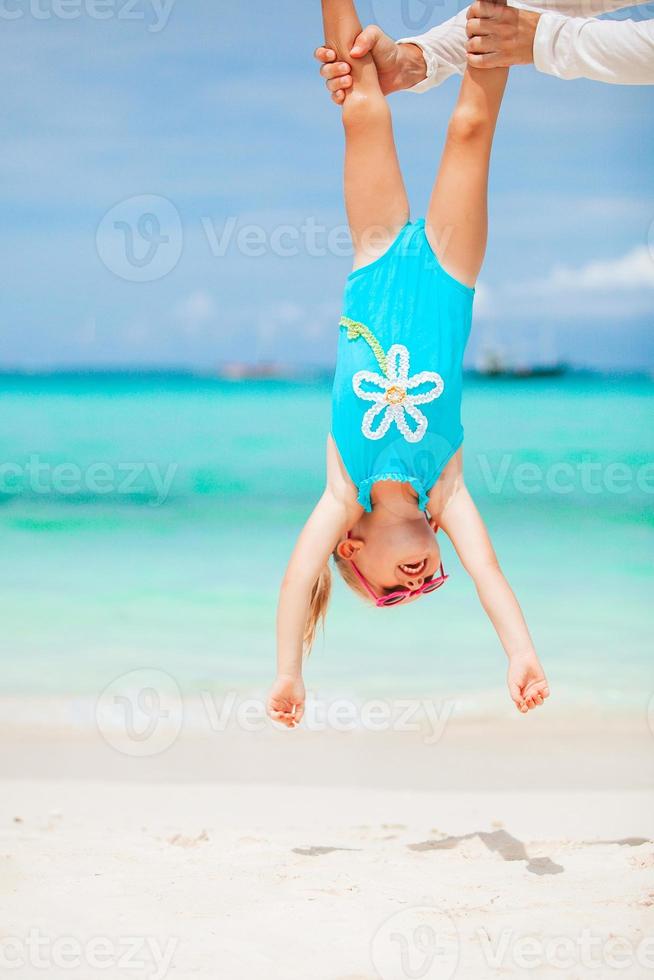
406, 577, 424, 590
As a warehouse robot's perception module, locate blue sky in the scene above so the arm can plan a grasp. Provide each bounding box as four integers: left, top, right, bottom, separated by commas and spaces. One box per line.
1, 0, 652, 371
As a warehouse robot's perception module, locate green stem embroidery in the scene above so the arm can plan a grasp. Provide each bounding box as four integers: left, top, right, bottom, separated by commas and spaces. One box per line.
339, 316, 387, 375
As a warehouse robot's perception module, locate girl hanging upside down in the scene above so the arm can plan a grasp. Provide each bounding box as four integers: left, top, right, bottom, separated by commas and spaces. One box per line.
267, 0, 550, 727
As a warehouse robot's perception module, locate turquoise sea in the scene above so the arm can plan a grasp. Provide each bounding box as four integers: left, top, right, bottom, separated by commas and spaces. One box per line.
0, 372, 652, 709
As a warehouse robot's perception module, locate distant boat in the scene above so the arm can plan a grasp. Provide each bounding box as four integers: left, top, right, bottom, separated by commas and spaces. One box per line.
473, 349, 568, 379
217, 362, 332, 383
220, 361, 289, 381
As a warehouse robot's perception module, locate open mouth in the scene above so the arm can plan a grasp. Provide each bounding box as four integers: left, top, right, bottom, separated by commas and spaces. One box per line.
398, 559, 427, 577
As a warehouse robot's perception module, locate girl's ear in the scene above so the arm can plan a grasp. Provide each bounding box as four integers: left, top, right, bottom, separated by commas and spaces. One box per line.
336, 537, 363, 561
427, 515, 439, 533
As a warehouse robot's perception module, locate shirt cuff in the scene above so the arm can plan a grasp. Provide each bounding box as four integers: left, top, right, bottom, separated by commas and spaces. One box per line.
397, 36, 438, 93
533, 13, 559, 77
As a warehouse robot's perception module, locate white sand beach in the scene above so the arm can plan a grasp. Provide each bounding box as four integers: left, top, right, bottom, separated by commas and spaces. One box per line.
1, 702, 653, 980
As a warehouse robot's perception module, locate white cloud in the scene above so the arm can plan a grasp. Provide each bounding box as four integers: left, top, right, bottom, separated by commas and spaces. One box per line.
472, 280, 493, 318
530, 246, 654, 294
174, 290, 216, 331
474, 245, 654, 323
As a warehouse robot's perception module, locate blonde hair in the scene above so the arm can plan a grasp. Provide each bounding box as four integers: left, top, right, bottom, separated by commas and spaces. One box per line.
303, 550, 374, 655
304, 563, 332, 655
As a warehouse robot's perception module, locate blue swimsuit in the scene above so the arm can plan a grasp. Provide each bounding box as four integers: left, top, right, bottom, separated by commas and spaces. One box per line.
331, 219, 474, 512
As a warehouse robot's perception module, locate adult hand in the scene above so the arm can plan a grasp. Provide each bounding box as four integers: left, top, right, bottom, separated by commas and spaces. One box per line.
314, 25, 427, 104
466, 1, 540, 68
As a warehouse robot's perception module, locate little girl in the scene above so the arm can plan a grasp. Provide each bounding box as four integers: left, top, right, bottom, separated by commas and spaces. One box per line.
268, 0, 549, 726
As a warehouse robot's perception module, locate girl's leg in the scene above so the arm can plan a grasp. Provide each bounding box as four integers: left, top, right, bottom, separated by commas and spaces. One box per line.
322, 0, 409, 270
426, 39, 509, 288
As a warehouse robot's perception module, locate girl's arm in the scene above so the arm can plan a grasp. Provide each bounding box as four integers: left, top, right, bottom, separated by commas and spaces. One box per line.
439, 483, 550, 712
271, 437, 362, 726
275, 490, 346, 674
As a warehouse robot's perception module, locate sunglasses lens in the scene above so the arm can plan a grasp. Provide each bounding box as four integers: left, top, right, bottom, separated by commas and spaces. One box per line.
381, 574, 447, 605
382, 593, 406, 606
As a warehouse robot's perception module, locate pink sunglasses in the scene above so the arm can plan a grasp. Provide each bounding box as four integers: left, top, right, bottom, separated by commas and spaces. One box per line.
346, 531, 448, 608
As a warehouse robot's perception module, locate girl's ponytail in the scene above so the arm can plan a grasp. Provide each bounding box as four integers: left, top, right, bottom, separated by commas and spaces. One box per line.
303, 563, 333, 655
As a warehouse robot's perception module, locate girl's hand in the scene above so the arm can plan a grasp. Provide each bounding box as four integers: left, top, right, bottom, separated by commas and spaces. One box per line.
507, 653, 550, 714
267, 674, 306, 729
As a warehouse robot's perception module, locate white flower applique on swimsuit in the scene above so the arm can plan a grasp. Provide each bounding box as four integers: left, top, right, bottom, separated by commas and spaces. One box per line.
340, 317, 445, 445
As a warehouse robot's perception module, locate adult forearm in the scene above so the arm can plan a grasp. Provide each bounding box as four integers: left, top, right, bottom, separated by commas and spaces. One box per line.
398, 10, 469, 92
395, 41, 431, 90
534, 14, 654, 83
404, 0, 653, 87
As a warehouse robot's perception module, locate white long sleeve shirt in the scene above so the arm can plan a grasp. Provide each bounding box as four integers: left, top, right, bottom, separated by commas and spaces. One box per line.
399, 0, 654, 87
